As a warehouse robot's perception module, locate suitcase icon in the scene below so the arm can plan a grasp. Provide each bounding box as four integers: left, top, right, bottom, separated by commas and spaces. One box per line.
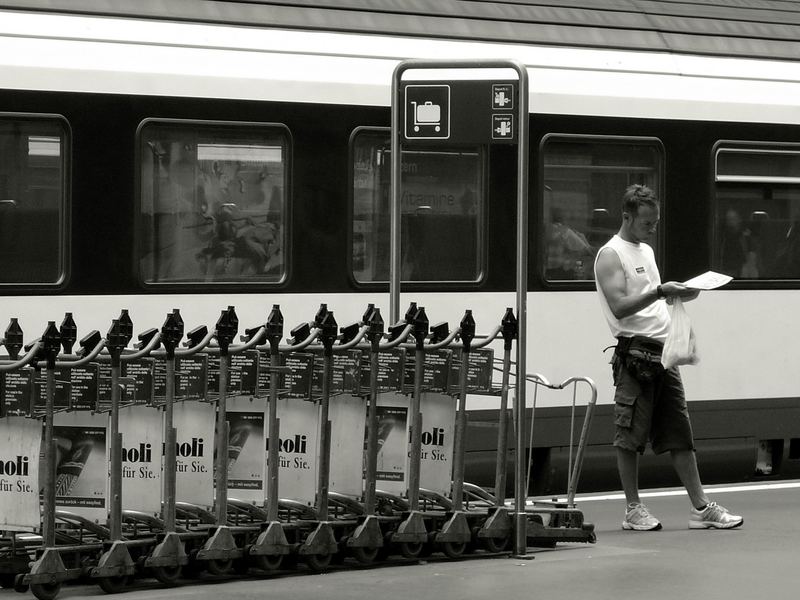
411, 101, 441, 132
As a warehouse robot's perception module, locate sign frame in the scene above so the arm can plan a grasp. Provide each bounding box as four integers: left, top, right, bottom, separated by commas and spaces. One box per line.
390, 59, 529, 555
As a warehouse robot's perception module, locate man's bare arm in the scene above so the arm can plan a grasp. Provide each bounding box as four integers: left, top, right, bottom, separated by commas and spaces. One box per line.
595, 248, 700, 320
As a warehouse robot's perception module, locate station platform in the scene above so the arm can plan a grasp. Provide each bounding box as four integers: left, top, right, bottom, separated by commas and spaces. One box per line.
3, 479, 794, 600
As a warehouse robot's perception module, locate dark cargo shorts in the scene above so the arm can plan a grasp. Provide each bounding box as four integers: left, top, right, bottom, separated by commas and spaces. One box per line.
612, 361, 696, 455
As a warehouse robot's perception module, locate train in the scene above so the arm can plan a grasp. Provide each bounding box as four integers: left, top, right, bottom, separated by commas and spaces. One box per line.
2, 0, 800, 498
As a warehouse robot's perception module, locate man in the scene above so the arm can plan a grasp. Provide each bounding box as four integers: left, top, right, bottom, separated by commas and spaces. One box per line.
593, 184, 743, 531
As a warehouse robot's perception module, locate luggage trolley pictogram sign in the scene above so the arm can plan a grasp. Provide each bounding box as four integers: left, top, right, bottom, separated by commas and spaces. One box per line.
404, 84, 450, 140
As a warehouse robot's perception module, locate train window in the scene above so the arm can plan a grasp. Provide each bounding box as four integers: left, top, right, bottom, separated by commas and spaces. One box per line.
0, 116, 68, 287
713, 144, 800, 280
541, 135, 664, 282
351, 129, 485, 284
137, 120, 289, 286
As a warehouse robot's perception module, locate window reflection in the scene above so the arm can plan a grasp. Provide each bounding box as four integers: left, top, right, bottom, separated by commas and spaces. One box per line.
0, 119, 66, 285
542, 137, 663, 282
351, 130, 484, 283
713, 146, 800, 280
139, 123, 288, 284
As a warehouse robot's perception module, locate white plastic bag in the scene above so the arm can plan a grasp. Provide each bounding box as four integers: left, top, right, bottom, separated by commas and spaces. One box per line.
661, 297, 699, 369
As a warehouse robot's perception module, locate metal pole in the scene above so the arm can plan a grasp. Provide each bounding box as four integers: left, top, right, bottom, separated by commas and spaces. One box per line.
43, 367, 56, 547
364, 348, 380, 514
316, 354, 332, 520
110, 362, 122, 541
513, 63, 530, 558
163, 356, 177, 531
451, 348, 470, 512
267, 346, 280, 522
494, 345, 512, 507
408, 346, 423, 510
390, 67, 402, 323
214, 355, 229, 524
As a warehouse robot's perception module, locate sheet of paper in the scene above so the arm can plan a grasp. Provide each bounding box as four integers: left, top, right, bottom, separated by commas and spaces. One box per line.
682, 271, 733, 290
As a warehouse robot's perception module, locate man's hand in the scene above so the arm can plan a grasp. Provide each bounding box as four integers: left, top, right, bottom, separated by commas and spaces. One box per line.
662, 281, 701, 302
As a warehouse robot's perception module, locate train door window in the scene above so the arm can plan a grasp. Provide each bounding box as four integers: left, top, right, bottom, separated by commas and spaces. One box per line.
713, 143, 800, 280
351, 128, 485, 284
137, 120, 289, 286
541, 135, 664, 282
0, 116, 69, 287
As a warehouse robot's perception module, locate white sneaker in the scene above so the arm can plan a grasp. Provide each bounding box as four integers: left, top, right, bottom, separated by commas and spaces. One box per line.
689, 502, 743, 529
622, 503, 662, 531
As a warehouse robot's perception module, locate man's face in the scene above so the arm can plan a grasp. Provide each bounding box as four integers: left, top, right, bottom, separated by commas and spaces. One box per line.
626, 204, 660, 242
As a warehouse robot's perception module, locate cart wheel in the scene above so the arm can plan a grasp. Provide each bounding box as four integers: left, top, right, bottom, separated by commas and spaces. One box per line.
181, 559, 203, 578
482, 535, 509, 553
233, 557, 250, 575
397, 541, 423, 559
282, 553, 299, 570
376, 544, 391, 561
13, 574, 30, 593
97, 575, 128, 594
205, 558, 232, 575
350, 545, 379, 565
151, 565, 182, 585
0, 574, 15, 588
304, 553, 331, 572
254, 553, 283, 572
439, 541, 466, 559
30, 581, 61, 600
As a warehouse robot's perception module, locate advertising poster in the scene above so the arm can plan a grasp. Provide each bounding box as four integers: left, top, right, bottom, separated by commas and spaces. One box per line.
265, 398, 318, 506
118, 405, 163, 516
222, 397, 265, 503
172, 401, 215, 511
418, 393, 457, 496
49, 411, 107, 522
371, 392, 410, 495
0, 417, 41, 531
328, 394, 367, 498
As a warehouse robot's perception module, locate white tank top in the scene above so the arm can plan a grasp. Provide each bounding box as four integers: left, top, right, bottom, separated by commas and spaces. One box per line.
594, 235, 670, 341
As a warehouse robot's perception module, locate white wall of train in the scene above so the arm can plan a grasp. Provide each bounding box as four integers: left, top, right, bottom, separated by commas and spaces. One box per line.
0, 289, 794, 410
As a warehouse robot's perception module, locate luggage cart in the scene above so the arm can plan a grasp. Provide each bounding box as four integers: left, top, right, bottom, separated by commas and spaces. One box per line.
518, 372, 598, 547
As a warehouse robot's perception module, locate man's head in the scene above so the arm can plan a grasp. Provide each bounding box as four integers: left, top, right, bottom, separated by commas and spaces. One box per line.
620, 184, 660, 243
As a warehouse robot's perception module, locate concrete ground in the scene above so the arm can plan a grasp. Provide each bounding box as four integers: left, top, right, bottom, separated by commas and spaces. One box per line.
3, 480, 796, 600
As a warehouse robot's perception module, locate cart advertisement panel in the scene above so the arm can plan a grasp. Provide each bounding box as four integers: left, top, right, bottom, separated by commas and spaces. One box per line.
372, 393, 410, 495
328, 394, 367, 498
173, 401, 215, 511
0, 417, 41, 531
224, 397, 265, 503
119, 405, 163, 516
48, 411, 107, 522
265, 397, 319, 506
418, 392, 456, 496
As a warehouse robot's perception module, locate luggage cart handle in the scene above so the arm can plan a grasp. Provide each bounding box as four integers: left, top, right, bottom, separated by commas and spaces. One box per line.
471, 324, 503, 349
278, 327, 320, 353
521, 372, 597, 507
0, 340, 42, 371
377, 323, 413, 350
117, 331, 162, 362
151, 326, 216, 358
205, 325, 267, 355
399, 325, 461, 352
51, 335, 107, 368
560, 376, 597, 507
334, 324, 369, 351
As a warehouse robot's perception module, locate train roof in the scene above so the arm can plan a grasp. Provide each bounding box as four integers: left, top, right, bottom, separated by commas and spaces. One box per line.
1, 1, 800, 124
2, 0, 800, 62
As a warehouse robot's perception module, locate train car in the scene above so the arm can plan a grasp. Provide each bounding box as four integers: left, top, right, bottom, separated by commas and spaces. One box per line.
1, 1, 800, 497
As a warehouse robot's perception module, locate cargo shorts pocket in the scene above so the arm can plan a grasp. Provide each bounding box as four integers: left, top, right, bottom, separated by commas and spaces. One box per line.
613, 388, 638, 429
